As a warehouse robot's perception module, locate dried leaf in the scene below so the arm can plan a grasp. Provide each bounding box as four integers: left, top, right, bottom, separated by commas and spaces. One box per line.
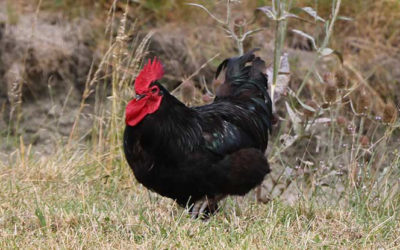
292, 29, 317, 50
319, 48, 344, 63
257, 6, 277, 20
320, 48, 334, 56
297, 158, 314, 166
305, 118, 332, 131
301, 7, 325, 22
313, 118, 331, 124
337, 16, 353, 22
281, 11, 299, 20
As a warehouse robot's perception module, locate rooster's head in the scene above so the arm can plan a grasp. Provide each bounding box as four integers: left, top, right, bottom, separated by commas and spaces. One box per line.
126, 58, 165, 126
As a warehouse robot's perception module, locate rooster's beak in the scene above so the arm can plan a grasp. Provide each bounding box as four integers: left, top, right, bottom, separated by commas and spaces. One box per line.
136, 94, 145, 101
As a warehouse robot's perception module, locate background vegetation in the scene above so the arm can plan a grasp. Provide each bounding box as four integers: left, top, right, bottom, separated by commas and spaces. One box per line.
1, 0, 399, 248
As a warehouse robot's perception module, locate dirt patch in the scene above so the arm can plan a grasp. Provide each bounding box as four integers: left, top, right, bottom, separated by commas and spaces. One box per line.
0, 5, 97, 154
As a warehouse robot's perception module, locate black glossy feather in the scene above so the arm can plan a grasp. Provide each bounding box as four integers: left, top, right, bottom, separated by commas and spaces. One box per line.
124, 49, 273, 212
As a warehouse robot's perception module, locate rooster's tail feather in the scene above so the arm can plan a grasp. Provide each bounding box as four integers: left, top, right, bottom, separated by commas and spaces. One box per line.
215, 49, 272, 132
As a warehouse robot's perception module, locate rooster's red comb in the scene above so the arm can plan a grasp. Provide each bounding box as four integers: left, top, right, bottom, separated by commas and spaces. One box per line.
135, 57, 164, 93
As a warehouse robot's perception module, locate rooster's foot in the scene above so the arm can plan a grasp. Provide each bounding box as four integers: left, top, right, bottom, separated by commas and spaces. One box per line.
190, 195, 225, 219
255, 185, 270, 204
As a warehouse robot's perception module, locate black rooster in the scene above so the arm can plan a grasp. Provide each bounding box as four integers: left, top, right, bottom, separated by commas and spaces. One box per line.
124, 49, 272, 217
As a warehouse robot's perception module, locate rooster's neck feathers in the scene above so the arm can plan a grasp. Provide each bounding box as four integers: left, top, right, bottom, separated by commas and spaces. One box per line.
146, 90, 203, 153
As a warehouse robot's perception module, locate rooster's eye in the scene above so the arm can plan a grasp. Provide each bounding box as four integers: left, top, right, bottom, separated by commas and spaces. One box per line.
150, 86, 159, 94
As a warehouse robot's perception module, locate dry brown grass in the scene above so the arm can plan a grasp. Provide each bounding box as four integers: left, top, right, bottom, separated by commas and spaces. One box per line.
1, 147, 399, 248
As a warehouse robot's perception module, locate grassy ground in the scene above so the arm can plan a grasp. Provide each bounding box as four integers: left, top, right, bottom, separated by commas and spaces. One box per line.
1, 0, 400, 249
1, 147, 399, 248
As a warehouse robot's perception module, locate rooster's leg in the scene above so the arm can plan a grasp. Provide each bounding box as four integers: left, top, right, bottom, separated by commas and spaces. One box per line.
256, 185, 262, 202
191, 197, 206, 219
255, 184, 270, 203
191, 195, 226, 219
198, 198, 209, 215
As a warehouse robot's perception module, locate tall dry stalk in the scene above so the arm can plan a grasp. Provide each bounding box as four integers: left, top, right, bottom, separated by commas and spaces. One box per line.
188, 0, 262, 56
67, 3, 152, 163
